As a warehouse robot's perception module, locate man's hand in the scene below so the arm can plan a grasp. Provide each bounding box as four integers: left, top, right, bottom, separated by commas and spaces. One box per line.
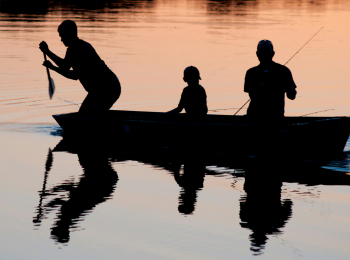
39, 41, 49, 54
43, 60, 54, 70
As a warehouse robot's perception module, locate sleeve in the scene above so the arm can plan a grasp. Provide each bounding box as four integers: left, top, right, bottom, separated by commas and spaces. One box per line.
285, 67, 297, 100
285, 67, 297, 90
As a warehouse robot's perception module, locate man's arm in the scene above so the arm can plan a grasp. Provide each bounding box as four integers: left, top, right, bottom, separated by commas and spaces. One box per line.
244, 69, 265, 99
39, 41, 71, 70
43, 61, 78, 80
285, 68, 297, 100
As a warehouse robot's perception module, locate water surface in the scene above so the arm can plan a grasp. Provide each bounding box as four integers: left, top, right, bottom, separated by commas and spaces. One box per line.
1, 0, 350, 259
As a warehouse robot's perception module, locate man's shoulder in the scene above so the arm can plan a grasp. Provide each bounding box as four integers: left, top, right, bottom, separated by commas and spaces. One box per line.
272, 62, 291, 73
246, 65, 260, 73
69, 39, 94, 51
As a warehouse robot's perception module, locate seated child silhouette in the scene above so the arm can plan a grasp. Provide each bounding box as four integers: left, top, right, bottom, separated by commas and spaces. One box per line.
167, 66, 208, 116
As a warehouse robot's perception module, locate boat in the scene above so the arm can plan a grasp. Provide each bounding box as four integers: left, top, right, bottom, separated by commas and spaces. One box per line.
53, 110, 350, 157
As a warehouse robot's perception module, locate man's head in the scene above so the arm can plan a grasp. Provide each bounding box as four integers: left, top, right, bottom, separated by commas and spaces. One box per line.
256, 40, 274, 64
183, 66, 201, 84
58, 20, 78, 47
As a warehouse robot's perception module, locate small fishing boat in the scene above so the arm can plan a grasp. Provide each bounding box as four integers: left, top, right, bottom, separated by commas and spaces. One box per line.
53, 110, 350, 157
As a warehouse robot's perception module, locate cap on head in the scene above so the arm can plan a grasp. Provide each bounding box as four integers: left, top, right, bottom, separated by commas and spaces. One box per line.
257, 39, 274, 52
184, 66, 201, 81
58, 20, 78, 37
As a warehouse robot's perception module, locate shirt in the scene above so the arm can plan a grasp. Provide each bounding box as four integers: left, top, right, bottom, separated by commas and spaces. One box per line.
244, 61, 297, 118
178, 85, 208, 115
65, 39, 117, 93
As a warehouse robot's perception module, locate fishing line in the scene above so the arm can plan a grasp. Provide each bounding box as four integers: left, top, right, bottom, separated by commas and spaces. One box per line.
53, 90, 80, 108
56, 96, 80, 108
234, 27, 324, 116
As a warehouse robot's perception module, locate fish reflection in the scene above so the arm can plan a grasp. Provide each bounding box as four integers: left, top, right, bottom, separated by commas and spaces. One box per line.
239, 160, 292, 255
33, 147, 118, 243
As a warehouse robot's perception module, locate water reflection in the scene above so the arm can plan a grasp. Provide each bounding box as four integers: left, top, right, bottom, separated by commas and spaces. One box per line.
38, 135, 350, 253
33, 148, 53, 225
169, 158, 206, 215
0, 0, 156, 17
207, 0, 258, 15
33, 144, 118, 243
0, 0, 338, 19
206, 0, 329, 15
239, 159, 292, 255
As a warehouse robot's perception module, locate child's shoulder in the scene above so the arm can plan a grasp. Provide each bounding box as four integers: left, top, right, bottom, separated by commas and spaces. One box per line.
182, 85, 206, 96
184, 84, 205, 90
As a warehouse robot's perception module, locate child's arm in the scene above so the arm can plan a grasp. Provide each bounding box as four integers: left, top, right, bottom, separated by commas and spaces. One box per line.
166, 88, 186, 114
166, 107, 183, 114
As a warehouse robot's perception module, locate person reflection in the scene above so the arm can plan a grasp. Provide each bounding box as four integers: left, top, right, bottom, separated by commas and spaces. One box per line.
171, 159, 206, 215
239, 160, 293, 255
48, 153, 118, 243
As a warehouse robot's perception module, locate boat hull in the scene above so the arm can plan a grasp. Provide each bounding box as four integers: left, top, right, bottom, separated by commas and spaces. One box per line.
53, 110, 350, 157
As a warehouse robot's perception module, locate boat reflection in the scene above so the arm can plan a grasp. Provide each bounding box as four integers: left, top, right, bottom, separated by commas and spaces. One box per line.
33, 145, 118, 243
37, 135, 350, 253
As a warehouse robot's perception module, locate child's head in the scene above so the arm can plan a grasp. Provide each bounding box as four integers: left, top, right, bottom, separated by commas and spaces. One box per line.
183, 66, 201, 85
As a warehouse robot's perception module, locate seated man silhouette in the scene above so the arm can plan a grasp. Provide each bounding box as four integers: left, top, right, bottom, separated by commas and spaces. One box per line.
167, 66, 208, 116
244, 40, 297, 119
39, 20, 121, 115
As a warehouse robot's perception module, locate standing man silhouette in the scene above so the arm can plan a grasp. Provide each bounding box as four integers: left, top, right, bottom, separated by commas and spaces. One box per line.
244, 40, 297, 118
39, 20, 121, 115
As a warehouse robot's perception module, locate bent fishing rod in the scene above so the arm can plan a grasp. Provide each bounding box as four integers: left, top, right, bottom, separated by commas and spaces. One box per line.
233, 27, 324, 116
299, 109, 334, 117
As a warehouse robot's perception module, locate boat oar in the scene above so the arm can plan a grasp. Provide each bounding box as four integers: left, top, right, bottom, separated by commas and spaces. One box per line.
234, 27, 324, 116
44, 53, 55, 99
33, 148, 53, 225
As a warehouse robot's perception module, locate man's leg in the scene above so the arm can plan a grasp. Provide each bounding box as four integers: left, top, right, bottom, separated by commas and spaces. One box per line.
79, 81, 121, 115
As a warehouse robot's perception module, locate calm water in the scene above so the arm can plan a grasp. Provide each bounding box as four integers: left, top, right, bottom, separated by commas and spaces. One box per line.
1, 0, 350, 259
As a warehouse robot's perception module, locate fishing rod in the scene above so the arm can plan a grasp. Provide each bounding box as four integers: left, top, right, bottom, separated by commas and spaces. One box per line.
299, 109, 334, 117
209, 107, 247, 112
233, 27, 324, 116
